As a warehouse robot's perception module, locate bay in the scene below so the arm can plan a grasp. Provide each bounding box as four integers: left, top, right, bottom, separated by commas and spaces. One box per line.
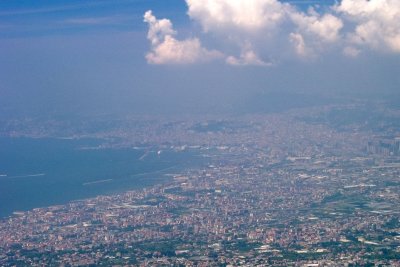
0, 137, 201, 218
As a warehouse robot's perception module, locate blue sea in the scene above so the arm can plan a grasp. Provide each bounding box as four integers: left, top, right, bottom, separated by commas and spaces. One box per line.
0, 137, 202, 218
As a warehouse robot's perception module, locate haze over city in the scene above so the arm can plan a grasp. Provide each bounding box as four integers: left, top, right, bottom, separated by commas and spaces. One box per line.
0, 0, 399, 266
1, 0, 399, 117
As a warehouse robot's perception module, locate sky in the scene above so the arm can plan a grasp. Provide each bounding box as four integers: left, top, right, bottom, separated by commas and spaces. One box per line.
0, 0, 399, 118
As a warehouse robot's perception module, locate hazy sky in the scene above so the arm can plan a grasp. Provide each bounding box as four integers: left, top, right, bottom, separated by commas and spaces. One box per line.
0, 0, 399, 117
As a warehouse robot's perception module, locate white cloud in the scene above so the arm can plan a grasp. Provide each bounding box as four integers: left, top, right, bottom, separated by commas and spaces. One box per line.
186, 0, 291, 33
289, 10, 343, 57
336, 0, 400, 53
143, 10, 222, 64
185, 0, 306, 62
146, 35, 223, 65
226, 43, 272, 66
144, 11, 176, 46
289, 33, 307, 57
290, 12, 343, 43
185, 0, 343, 60
143, 0, 400, 65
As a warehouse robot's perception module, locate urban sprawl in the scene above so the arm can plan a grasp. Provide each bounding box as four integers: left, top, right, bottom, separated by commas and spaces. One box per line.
1, 102, 400, 266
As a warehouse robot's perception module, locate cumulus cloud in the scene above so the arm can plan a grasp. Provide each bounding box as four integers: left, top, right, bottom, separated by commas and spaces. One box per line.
144, 11, 176, 46
288, 9, 343, 57
335, 0, 400, 53
185, 0, 345, 60
186, 0, 292, 33
143, 0, 400, 65
290, 12, 343, 43
226, 43, 272, 66
289, 32, 307, 57
143, 10, 222, 64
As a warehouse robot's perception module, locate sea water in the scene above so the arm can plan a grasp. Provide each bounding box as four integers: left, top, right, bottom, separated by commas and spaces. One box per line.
0, 137, 202, 218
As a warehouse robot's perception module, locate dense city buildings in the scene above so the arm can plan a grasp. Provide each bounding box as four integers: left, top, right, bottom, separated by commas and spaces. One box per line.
0, 102, 399, 266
